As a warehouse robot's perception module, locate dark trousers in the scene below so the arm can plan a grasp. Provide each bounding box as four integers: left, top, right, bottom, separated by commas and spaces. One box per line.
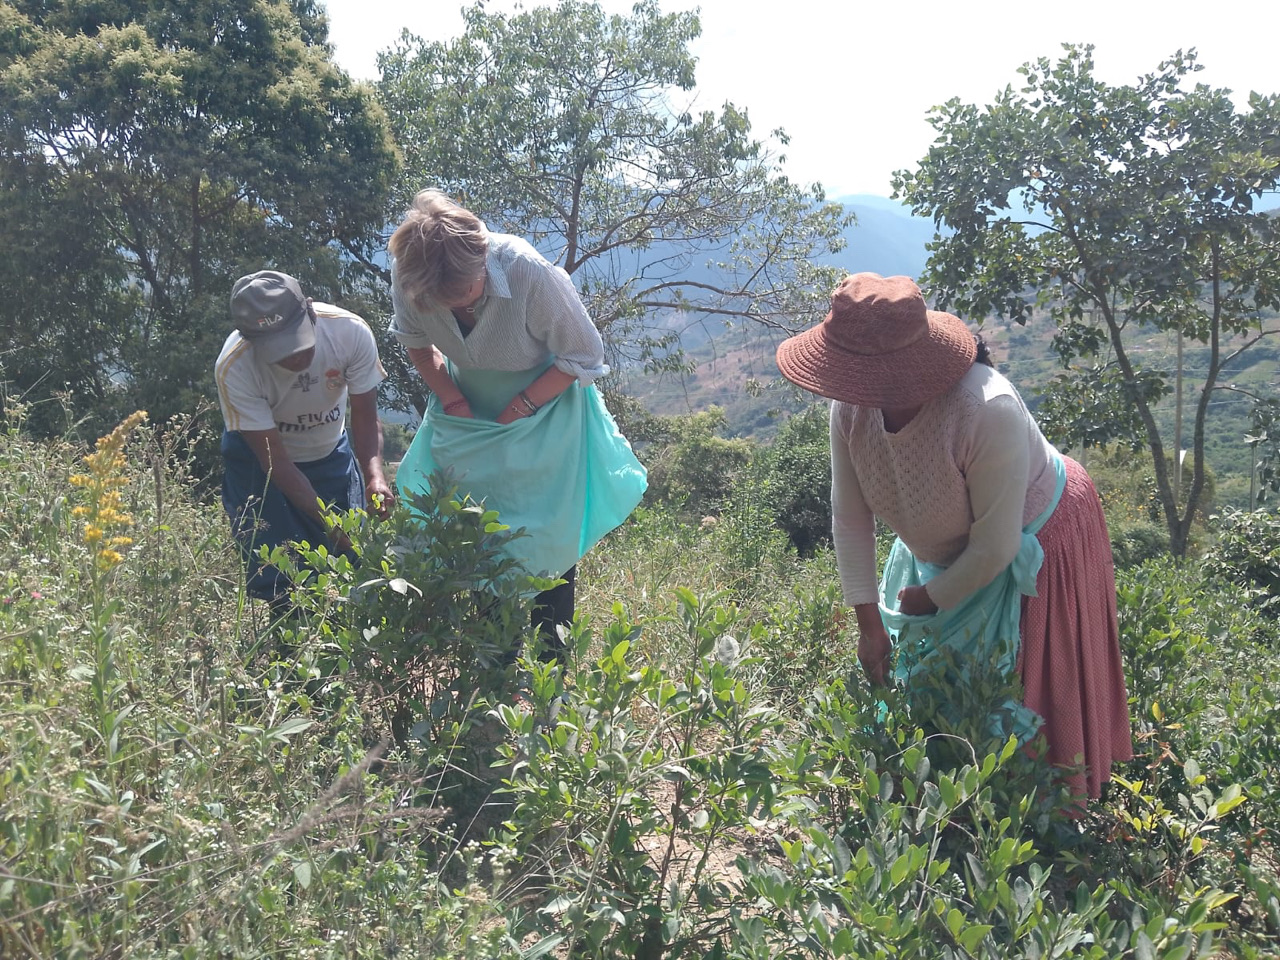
221, 431, 363, 601
530, 566, 576, 663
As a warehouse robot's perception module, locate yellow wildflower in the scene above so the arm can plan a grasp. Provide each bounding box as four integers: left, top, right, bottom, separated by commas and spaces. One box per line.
71, 411, 148, 572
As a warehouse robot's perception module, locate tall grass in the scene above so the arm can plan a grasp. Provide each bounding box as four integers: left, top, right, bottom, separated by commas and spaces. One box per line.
2, 406, 1280, 958
0, 408, 503, 958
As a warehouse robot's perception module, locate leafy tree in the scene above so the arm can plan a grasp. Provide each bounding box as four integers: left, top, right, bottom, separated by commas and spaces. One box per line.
0, 0, 398, 440
761, 403, 832, 556
893, 45, 1280, 556
1085, 445, 1219, 565
362, 0, 849, 415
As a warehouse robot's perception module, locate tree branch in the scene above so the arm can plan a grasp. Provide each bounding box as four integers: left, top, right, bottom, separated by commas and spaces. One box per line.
1219, 326, 1280, 369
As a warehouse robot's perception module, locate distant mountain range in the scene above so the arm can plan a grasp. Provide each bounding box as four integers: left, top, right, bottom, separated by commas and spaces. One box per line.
638, 195, 940, 356
620, 194, 942, 433
827, 194, 939, 279
827, 191, 1280, 279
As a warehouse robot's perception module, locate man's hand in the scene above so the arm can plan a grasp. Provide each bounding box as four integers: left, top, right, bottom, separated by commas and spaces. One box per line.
366, 476, 395, 519
896, 584, 938, 617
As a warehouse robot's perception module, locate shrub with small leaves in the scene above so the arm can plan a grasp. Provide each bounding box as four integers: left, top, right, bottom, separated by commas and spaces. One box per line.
493, 589, 786, 960
266, 469, 546, 751
1203, 507, 1280, 623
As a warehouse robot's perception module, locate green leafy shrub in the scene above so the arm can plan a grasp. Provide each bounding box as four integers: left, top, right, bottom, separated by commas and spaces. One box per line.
1203, 508, 1280, 623
1110, 519, 1171, 568
1116, 559, 1216, 731
6, 390, 1279, 959
494, 589, 785, 959
709, 454, 796, 597
266, 469, 546, 751
641, 407, 754, 517
1112, 556, 1280, 947
760, 404, 832, 557
754, 579, 854, 709
747, 680, 1229, 960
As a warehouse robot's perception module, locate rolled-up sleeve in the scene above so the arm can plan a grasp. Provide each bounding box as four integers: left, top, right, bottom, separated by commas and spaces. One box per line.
387, 261, 437, 350
523, 258, 609, 383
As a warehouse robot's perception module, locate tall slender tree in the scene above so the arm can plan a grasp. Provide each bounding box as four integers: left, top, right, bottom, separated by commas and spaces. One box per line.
894, 45, 1280, 555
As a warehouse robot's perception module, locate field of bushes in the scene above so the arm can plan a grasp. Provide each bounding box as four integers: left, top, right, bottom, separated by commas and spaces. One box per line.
3, 401, 1280, 959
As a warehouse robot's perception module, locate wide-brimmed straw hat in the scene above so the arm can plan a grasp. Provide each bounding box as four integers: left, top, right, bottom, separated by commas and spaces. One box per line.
776, 273, 976, 407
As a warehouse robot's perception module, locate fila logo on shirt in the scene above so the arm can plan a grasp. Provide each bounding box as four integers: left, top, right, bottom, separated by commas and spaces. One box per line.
278, 405, 342, 432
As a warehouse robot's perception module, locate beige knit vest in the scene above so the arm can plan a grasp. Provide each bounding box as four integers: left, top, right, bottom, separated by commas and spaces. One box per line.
838, 394, 976, 566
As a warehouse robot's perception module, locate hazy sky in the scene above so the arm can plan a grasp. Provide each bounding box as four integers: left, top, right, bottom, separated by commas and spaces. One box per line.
322, 0, 1280, 198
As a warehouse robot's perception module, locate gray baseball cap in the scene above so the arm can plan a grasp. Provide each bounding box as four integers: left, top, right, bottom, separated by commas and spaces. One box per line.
229, 270, 315, 364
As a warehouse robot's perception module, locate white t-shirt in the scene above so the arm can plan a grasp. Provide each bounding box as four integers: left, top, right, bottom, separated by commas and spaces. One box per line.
215, 303, 385, 463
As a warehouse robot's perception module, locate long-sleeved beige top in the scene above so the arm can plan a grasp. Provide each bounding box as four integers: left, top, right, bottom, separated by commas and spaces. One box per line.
830, 363, 1060, 611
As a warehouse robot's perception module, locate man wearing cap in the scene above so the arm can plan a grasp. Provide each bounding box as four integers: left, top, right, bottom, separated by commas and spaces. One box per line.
216, 270, 393, 602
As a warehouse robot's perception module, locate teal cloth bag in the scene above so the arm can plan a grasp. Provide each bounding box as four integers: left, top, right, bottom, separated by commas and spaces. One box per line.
878, 454, 1067, 742
396, 363, 648, 580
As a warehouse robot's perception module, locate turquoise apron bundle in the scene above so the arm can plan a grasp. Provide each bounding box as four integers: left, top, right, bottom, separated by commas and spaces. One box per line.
878, 454, 1068, 742
396, 363, 647, 581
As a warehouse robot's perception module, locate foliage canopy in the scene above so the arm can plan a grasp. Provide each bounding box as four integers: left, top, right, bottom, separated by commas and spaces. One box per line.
367, 0, 850, 413
894, 45, 1280, 555
0, 0, 399, 439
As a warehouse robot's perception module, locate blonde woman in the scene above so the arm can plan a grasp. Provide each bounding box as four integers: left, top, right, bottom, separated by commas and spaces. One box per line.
388, 190, 646, 659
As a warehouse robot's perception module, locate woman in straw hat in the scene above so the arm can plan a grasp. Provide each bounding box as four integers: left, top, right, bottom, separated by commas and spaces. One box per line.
776, 272, 1132, 802
387, 190, 646, 663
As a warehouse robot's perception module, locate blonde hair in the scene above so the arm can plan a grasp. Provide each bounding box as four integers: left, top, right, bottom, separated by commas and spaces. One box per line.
388, 190, 488, 309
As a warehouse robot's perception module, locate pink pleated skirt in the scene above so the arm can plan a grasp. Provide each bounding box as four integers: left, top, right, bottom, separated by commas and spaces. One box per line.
1019, 456, 1133, 800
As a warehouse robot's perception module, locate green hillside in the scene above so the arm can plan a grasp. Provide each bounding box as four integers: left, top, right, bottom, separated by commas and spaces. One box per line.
5, 409, 1280, 957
